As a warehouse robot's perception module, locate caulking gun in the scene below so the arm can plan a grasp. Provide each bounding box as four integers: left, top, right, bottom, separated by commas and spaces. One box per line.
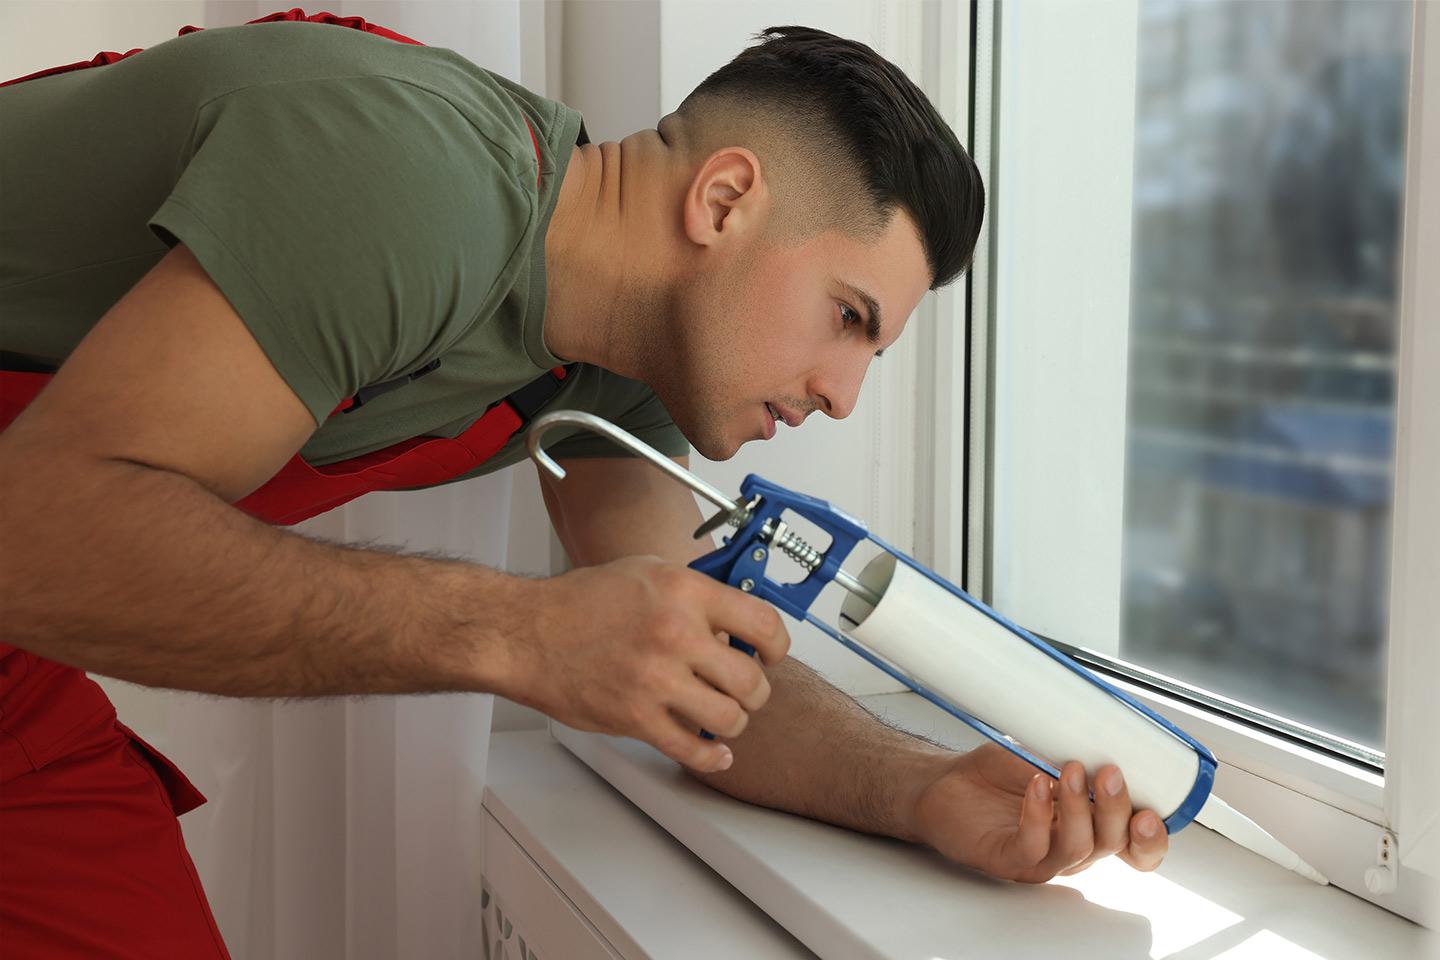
526, 409, 1328, 885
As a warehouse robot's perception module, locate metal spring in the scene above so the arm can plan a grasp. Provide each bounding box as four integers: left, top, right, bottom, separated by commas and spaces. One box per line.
776, 531, 822, 571
729, 512, 881, 606
740, 517, 822, 572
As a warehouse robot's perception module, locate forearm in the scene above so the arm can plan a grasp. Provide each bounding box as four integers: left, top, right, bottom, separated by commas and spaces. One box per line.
543, 456, 961, 840
692, 657, 955, 842
0, 456, 533, 698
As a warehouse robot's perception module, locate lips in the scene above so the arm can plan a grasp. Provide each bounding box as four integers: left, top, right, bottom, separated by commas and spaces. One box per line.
767, 402, 801, 428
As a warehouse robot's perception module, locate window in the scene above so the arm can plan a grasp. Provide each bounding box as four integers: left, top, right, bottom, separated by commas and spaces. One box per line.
984, 0, 1409, 767
913, 0, 1440, 918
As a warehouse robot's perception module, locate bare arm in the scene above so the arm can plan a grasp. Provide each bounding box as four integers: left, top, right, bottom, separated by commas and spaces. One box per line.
538, 453, 951, 841
0, 245, 536, 697
541, 454, 1172, 879
1, 243, 785, 781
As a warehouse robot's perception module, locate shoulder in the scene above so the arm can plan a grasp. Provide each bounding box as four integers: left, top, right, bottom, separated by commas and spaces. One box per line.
152, 22, 555, 177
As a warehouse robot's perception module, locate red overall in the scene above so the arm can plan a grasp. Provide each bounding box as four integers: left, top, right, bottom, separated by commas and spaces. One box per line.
0, 11, 564, 957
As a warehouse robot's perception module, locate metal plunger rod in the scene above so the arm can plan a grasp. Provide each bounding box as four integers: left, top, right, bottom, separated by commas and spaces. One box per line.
834, 568, 880, 606
526, 410, 881, 608
527, 410, 741, 514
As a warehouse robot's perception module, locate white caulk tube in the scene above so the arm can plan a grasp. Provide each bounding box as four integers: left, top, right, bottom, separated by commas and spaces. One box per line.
838, 552, 1328, 885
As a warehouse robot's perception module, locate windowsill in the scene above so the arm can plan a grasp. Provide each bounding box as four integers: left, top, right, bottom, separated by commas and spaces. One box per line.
535, 691, 1436, 959
484, 730, 815, 958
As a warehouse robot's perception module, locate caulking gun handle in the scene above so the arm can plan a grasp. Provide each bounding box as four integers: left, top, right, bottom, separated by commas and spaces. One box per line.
698, 634, 757, 740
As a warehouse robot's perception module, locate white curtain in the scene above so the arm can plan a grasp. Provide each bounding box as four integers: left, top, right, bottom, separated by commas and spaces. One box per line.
68, 2, 550, 957
164, 476, 514, 959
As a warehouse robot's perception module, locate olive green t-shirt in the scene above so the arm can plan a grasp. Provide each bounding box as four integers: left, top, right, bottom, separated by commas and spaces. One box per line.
0, 20, 687, 479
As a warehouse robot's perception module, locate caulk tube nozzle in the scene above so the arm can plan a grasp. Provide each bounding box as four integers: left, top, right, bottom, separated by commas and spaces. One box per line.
1194, 794, 1329, 885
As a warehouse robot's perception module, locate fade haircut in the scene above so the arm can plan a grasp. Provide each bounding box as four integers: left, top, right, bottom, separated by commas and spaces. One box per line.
672, 25, 985, 289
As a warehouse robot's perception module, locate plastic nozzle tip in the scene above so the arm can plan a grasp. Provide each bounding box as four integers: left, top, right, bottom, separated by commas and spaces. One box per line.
1296, 858, 1330, 886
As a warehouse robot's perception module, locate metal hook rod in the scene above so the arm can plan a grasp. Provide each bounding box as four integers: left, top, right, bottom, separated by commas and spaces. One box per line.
526, 410, 741, 515
525, 409, 883, 610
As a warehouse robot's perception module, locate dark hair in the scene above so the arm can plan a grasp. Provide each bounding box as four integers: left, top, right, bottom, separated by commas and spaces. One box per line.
681, 25, 985, 289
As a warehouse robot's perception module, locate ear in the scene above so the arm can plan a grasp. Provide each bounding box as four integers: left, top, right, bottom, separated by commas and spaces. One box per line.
681, 147, 767, 248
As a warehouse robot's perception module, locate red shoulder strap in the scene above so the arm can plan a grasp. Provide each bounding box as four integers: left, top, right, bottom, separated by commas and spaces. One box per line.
0, 365, 572, 527
232, 365, 572, 525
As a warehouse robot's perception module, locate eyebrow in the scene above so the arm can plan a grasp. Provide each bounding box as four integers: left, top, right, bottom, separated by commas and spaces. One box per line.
839, 281, 886, 357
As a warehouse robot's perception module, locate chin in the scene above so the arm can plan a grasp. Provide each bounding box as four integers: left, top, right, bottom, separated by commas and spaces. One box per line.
678, 417, 743, 462
690, 433, 741, 462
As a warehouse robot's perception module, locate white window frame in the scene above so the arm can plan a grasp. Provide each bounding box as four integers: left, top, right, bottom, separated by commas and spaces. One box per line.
906, 0, 1438, 926
1384, 0, 1440, 924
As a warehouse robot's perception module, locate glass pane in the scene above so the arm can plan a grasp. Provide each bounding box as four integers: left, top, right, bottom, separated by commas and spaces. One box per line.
989, 0, 1410, 757
1121, 0, 1409, 753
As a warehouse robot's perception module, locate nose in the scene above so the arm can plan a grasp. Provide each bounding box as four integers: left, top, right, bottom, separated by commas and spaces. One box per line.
813, 353, 870, 421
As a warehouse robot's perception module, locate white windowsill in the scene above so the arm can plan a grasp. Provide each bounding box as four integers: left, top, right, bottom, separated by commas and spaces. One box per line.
529, 691, 1437, 959
484, 730, 814, 958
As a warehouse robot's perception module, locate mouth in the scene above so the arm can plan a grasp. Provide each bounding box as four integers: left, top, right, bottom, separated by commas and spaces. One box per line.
765, 401, 800, 428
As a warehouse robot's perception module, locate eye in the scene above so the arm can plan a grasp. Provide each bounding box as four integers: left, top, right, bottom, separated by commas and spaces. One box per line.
840, 300, 885, 358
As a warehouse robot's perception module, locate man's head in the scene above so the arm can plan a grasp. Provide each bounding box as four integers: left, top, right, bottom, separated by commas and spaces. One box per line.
672, 25, 984, 286
643, 26, 986, 459
544, 26, 985, 460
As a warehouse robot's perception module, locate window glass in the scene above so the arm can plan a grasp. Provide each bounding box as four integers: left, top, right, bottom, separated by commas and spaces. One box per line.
990, 0, 1410, 756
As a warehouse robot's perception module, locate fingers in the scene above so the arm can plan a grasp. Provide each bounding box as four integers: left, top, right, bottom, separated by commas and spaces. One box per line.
697, 576, 791, 665
981, 753, 1173, 882
1048, 761, 1097, 872
1080, 764, 1168, 873
1017, 773, 1057, 866
1091, 766, 1138, 861
649, 710, 735, 773
671, 680, 751, 740
1054, 765, 1128, 880
1122, 807, 1169, 873
1045, 763, 1170, 878
693, 642, 772, 713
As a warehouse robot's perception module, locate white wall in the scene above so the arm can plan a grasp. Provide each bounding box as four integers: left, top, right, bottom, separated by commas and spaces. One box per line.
560, 0, 659, 140
0, 1, 206, 82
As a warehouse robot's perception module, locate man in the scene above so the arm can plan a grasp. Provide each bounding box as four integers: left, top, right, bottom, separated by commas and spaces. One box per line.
0, 15, 1168, 957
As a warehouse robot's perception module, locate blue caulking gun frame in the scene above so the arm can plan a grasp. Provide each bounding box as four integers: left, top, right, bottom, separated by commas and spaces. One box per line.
690, 475, 1217, 834
527, 410, 1217, 835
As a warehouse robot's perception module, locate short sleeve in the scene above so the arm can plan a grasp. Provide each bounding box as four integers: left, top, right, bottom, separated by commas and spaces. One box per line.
148, 76, 535, 424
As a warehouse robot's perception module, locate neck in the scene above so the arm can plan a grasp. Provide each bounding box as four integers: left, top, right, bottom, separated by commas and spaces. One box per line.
542, 131, 677, 379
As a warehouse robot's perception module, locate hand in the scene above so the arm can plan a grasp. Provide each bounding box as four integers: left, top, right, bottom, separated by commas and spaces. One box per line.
912, 742, 1168, 883
512, 555, 791, 773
